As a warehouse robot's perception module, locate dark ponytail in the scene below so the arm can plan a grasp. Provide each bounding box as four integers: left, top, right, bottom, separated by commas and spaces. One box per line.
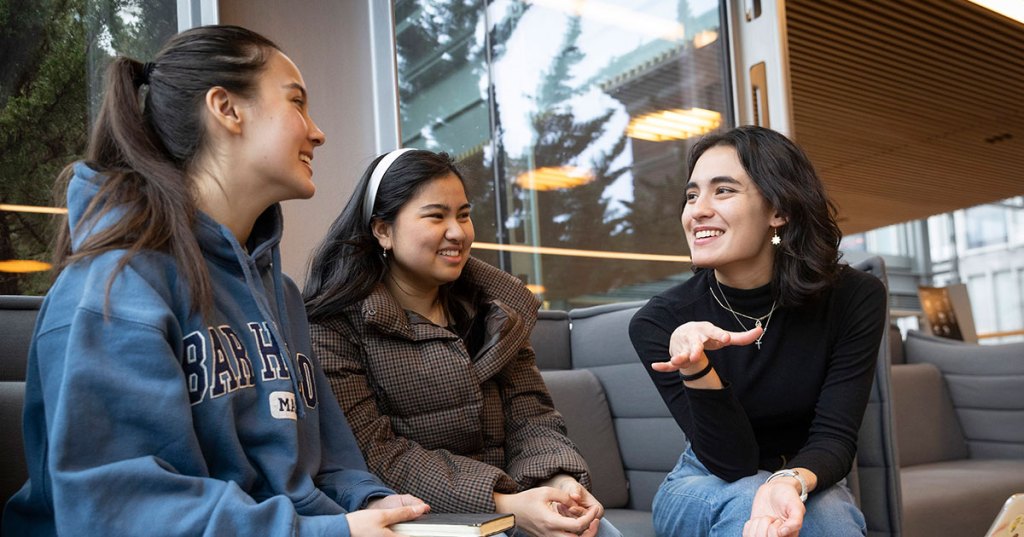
52, 26, 279, 313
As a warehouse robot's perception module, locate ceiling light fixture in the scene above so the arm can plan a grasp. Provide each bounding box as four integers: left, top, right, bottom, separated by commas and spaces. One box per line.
525, 284, 547, 295
626, 107, 722, 142
0, 260, 52, 273
514, 166, 595, 191
0, 204, 68, 215
967, 0, 1024, 25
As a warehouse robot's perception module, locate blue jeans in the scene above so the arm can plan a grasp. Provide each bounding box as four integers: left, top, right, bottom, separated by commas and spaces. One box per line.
652, 447, 865, 537
505, 517, 624, 537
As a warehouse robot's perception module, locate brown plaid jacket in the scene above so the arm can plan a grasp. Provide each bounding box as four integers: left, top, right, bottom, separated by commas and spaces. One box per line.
311, 258, 591, 513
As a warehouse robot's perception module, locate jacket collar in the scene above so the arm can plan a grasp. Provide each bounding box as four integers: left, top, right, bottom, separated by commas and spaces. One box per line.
361, 257, 540, 340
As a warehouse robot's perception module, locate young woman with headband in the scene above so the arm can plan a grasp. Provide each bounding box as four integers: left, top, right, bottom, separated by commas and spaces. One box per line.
304, 148, 623, 537
2, 25, 427, 536
629, 126, 886, 537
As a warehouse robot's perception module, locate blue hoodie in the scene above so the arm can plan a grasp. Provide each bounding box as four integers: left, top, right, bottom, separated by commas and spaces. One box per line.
3, 163, 394, 536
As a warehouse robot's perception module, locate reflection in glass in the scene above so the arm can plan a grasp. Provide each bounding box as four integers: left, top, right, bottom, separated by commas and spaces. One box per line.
0, 0, 176, 295
396, 0, 730, 309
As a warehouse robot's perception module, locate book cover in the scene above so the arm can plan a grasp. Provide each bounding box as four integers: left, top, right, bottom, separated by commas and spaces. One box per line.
389, 512, 515, 536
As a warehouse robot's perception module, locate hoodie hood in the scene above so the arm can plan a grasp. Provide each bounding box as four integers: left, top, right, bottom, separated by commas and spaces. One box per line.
67, 161, 284, 271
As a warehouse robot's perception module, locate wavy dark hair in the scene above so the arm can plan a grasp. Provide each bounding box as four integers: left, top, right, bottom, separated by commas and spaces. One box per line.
303, 149, 467, 322
686, 125, 843, 308
52, 25, 279, 313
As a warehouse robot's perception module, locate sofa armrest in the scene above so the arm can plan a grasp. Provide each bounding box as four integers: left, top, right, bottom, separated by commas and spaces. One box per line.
904, 331, 1024, 458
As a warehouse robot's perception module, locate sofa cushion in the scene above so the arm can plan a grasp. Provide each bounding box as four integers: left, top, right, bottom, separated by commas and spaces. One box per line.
532, 310, 572, 370
904, 331, 1024, 457
568, 303, 687, 511
891, 363, 969, 466
900, 459, 1024, 537
541, 369, 629, 508
567, 302, 645, 370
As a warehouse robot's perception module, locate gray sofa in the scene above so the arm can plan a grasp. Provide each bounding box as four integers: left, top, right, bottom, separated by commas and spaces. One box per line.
890, 331, 1024, 536
7, 254, 1017, 537
531, 256, 903, 537
532, 288, 901, 537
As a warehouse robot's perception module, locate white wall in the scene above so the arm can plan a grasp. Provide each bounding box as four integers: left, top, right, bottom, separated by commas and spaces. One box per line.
219, 0, 393, 285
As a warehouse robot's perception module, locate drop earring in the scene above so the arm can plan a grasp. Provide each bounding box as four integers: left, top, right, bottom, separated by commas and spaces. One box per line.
382, 247, 389, 260
771, 228, 781, 246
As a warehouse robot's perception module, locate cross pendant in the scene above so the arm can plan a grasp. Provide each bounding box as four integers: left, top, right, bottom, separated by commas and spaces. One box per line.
755, 339, 762, 349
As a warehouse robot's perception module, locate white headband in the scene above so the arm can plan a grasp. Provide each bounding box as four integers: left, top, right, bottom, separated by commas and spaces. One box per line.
363, 148, 416, 225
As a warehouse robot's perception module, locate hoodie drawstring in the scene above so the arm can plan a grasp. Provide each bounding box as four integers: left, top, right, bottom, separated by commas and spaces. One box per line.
230, 232, 307, 419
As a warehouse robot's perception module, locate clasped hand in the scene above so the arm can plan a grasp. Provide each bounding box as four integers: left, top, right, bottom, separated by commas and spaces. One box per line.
651, 321, 763, 374
495, 475, 603, 537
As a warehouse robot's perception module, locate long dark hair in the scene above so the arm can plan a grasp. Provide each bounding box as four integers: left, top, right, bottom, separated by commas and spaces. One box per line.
52, 25, 279, 312
303, 149, 466, 322
686, 125, 843, 308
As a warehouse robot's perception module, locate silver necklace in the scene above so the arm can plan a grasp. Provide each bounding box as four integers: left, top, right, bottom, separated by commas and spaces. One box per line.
711, 279, 777, 350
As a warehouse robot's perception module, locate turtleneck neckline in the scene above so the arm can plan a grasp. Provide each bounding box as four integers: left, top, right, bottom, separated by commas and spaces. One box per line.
710, 272, 777, 317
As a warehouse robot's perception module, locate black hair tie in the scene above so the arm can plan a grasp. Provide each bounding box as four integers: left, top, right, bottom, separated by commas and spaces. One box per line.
137, 61, 156, 86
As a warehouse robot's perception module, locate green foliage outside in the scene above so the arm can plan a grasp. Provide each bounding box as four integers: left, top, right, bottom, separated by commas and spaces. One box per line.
0, 0, 174, 295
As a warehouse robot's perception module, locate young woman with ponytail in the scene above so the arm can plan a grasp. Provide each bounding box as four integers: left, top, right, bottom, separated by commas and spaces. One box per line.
2, 25, 428, 536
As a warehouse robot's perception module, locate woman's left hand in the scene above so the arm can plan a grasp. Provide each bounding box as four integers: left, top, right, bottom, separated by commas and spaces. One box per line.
366, 493, 429, 510
743, 479, 805, 537
543, 475, 604, 537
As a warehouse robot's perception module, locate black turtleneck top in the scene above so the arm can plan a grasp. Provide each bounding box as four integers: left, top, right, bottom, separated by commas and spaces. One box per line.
628, 265, 886, 490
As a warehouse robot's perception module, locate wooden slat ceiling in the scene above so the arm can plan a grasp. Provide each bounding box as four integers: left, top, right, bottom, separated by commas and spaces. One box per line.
785, 0, 1024, 234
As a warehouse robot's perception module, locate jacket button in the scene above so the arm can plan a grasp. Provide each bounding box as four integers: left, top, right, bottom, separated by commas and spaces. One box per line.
367, 308, 376, 315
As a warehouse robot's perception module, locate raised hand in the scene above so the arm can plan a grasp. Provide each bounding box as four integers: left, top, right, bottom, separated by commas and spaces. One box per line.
651, 321, 762, 374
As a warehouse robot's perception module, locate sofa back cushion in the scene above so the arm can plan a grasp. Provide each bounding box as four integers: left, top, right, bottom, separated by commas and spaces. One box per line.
541, 369, 629, 508
1, 382, 27, 510
532, 310, 572, 370
890, 363, 968, 466
904, 330, 1024, 458
0, 295, 40, 514
569, 302, 686, 511
0, 295, 42, 382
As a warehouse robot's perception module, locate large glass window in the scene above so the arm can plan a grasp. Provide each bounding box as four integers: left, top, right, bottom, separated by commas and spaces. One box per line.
395, 0, 730, 309
0, 0, 177, 295
964, 204, 1009, 250
994, 269, 1023, 339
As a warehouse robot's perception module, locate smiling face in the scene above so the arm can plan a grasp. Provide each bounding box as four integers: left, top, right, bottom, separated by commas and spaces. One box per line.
682, 144, 786, 287
238, 50, 325, 204
374, 173, 474, 294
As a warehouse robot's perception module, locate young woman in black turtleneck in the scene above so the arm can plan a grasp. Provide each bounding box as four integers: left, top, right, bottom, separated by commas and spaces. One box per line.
629, 126, 885, 537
